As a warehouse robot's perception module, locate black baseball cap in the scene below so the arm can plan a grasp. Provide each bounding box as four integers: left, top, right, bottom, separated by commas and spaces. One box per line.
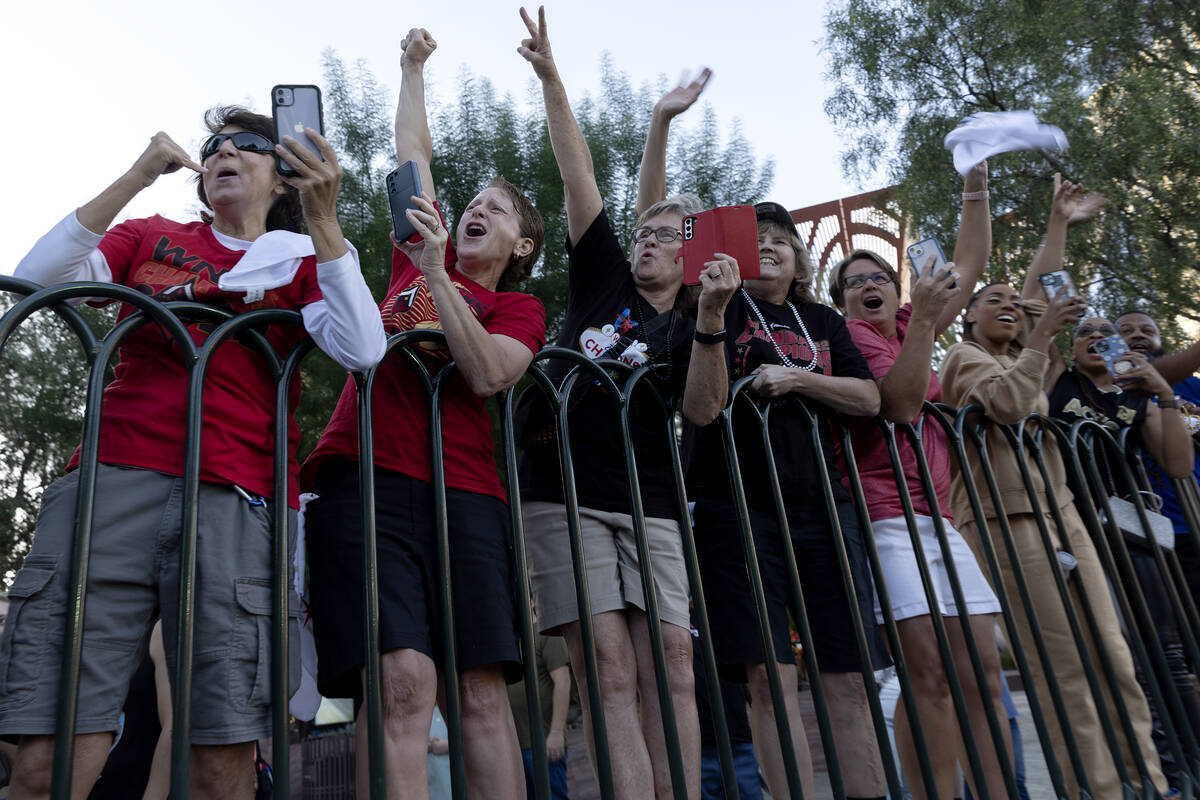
754, 201, 799, 237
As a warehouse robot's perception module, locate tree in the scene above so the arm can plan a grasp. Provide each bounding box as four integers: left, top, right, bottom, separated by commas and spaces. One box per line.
317, 48, 774, 344
0, 300, 112, 584
823, 0, 1200, 347
299, 49, 774, 463
0, 51, 774, 579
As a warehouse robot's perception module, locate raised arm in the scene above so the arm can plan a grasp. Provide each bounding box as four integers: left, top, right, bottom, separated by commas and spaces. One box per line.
880, 266, 959, 421
396, 28, 438, 202
1020, 173, 1105, 300
635, 68, 711, 216
518, 6, 601, 245
936, 161, 990, 336
17, 132, 206, 288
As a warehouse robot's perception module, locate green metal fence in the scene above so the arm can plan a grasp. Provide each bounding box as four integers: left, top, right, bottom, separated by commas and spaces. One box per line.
2, 276, 1198, 799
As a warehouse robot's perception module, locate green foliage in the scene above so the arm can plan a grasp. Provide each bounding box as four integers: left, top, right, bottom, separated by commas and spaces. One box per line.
0, 300, 113, 584
0, 51, 774, 576
824, 0, 1200, 346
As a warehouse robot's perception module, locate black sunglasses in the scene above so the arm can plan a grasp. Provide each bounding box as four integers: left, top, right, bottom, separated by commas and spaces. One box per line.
200, 132, 276, 161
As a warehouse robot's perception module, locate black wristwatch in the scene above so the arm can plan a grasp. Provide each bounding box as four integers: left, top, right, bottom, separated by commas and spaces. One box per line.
693, 329, 726, 345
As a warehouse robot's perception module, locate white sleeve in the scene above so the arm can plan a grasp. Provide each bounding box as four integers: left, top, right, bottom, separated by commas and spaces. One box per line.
300, 251, 386, 372
15, 213, 114, 305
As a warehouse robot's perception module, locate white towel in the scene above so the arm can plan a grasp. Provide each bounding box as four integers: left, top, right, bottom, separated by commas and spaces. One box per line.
217, 230, 359, 303
943, 111, 1068, 175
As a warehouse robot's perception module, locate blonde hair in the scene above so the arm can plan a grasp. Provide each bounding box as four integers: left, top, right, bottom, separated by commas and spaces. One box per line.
759, 219, 814, 305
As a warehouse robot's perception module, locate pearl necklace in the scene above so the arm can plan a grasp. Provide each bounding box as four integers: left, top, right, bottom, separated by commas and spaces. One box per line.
740, 288, 819, 372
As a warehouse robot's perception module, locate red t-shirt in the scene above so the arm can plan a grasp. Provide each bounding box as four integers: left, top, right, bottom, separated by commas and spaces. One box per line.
302, 235, 546, 501
73, 215, 321, 507
845, 304, 954, 523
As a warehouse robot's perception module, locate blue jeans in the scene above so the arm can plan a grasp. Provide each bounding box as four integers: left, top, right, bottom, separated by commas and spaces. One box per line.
521, 748, 569, 800
700, 742, 763, 799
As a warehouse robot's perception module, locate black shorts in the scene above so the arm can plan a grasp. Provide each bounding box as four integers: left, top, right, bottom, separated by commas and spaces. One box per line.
694, 499, 890, 682
305, 460, 521, 704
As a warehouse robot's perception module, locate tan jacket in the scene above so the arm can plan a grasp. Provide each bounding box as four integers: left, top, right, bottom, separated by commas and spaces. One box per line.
940, 340, 1073, 526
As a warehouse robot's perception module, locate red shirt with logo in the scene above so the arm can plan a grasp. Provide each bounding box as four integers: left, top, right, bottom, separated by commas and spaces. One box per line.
302, 237, 546, 501
75, 215, 321, 506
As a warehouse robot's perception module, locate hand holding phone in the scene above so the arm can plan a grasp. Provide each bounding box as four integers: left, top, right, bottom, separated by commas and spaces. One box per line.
906, 237, 947, 280
387, 162, 424, 243
1095, 334, 1138, 386
272, 85, 325, 177
680, 206, 759, 286
1038, 269, 1085, 317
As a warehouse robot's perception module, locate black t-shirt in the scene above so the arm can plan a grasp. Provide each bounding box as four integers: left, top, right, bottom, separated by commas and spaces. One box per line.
516, 209, 695, 519
1048, 368, 1148, 496
688, 289, 873, 511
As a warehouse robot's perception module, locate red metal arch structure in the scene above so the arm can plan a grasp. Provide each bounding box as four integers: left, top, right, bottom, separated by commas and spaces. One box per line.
787, 187, 905, 304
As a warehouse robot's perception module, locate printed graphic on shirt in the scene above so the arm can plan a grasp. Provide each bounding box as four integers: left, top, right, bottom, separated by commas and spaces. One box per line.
578, 308, 648, 366
1060, 396, 1137, 429
380, 273, 484, 358
129, 236, 287, 312
733, 317, 831, 377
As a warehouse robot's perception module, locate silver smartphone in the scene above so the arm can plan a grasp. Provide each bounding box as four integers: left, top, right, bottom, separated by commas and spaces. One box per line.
1038, 269, 1084, 317
906, 236, 947, 278
271, 85, 324, 177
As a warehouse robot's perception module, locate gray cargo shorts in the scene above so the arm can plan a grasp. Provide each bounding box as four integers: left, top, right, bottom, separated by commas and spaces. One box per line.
0, 463, 299, 745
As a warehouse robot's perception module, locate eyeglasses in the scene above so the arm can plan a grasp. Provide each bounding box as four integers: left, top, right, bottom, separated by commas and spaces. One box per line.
842, 271, 893, 290
633, 226, 683, 244
1075, 324, 1118, 339
200, 132, 276, 161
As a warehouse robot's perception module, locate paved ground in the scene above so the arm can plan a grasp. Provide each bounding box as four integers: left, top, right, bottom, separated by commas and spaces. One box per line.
565, 685, 1054, 799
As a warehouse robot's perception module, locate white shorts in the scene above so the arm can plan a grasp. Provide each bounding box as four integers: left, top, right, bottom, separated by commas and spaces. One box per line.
871, 514, 1001, 623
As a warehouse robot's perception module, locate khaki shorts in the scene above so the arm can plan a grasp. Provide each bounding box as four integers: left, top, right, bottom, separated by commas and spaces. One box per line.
522, 501, 690, 633
0, 463, 299, 745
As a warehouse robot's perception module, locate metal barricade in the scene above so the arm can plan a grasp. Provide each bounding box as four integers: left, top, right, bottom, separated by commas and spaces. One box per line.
4, 272, 1200, 800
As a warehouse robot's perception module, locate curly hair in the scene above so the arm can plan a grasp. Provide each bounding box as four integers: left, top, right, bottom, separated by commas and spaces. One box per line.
194, 105, 303, 234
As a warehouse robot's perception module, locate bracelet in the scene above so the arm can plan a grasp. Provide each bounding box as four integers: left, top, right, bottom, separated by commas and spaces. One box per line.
1159, 397, 1180, 409
693, 329, 726, 345
961, 190, 990, 201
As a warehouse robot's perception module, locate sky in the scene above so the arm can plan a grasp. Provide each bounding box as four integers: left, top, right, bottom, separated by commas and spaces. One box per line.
1, 0, 871, 274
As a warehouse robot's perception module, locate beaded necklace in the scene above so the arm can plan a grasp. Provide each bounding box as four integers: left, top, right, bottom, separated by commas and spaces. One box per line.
740, 288, 819, 372
631, 295, 677, 382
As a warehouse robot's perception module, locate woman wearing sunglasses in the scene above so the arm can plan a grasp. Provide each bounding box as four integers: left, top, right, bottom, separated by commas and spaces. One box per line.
829, 163, 1016, 800
941, 174, 1167, 799
1026, 178, 1196, 794
5, 106, 382, 798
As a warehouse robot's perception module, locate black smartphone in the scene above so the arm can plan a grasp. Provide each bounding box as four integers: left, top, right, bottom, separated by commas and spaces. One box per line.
271, 85, 324, 177
387, 162, 423, 243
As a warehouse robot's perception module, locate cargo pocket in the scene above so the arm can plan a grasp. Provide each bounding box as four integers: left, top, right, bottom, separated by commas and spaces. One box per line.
0, 555, 58, 705
232, 578, 301, 711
